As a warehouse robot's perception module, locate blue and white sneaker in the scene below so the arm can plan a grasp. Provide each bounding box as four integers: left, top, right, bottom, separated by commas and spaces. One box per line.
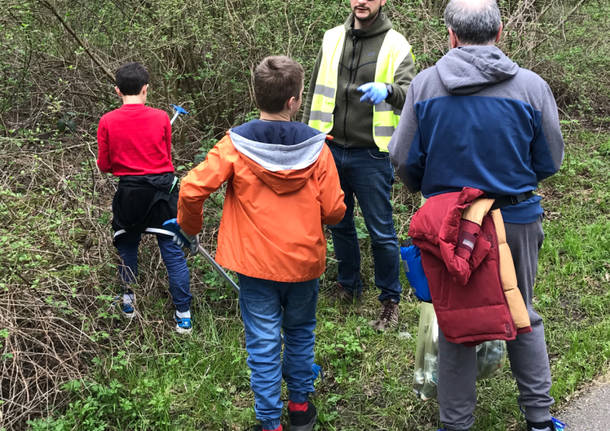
174, 311, 192, 334
120, 292, 135, 319
122, 302, 135, 319
552, 417, 566, 431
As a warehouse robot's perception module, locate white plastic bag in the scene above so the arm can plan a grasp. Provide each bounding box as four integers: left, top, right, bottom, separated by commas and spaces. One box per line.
413, 302, 438, 400
413, 303, 507, 400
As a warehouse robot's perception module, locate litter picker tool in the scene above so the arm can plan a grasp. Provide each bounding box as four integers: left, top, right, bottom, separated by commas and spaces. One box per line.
196, 244, 240, 293
165, 107, 239, 293
170, 104, 189, 125
161, 219, 240, 294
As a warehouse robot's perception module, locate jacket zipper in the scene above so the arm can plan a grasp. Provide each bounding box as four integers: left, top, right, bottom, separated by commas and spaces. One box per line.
344, 33, 359, 145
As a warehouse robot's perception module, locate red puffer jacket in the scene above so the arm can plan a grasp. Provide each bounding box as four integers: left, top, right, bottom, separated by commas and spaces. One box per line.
408, 187, 519, 345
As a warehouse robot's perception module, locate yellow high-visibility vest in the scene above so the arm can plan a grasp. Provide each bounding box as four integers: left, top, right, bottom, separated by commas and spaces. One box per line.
308, 25, 413, 152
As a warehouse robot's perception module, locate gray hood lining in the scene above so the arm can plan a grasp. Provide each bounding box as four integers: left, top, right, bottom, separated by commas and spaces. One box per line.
229, 131, 327, 172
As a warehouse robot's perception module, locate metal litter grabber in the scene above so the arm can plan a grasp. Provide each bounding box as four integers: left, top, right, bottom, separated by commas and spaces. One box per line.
162, 219, 240, 294
165, 106, 238, 292
196, 244, 240, 293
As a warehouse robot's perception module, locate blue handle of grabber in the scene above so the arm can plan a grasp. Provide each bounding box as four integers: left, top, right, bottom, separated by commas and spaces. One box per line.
170, 104, 189, 125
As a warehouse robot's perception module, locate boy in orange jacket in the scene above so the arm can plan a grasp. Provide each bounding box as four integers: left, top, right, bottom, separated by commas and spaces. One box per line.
165, 56, 345, 431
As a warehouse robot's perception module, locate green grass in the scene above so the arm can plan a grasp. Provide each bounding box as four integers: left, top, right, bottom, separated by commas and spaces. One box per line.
16, 120, 608, 431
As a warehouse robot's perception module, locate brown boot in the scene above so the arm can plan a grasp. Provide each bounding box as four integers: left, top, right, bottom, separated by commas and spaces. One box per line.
329, 282, 361, 304
370, 299, 399, 331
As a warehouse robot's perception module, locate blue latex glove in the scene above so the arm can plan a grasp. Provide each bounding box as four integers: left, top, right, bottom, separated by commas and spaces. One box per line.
358, 82, 388, 105
162, 218, 199, 255
312, 363, 324, 381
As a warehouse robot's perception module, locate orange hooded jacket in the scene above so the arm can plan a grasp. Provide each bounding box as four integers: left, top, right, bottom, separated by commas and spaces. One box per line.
177, 121, 346, 282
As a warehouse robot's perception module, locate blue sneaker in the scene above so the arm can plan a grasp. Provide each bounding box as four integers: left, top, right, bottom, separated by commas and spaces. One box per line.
527, 417, 566, 431
552, 417, 566, 431
121, 302, 135, 319
174, 312, 192, 334
116, 292, 135, 319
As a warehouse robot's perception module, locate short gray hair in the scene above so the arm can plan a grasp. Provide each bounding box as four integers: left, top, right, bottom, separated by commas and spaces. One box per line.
444, 0, 501, 45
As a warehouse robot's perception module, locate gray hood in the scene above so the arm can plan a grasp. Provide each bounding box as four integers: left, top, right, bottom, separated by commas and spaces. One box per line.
229, 130, 326, 172
436, 46, 519, 95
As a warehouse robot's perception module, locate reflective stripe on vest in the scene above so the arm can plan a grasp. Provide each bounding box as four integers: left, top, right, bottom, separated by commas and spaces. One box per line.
373, 29, 412, 151
308, 26, 413, 152
308, 26, 345, 134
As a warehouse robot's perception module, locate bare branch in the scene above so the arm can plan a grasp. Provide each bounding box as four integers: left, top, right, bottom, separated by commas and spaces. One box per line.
36, 0, 115, 83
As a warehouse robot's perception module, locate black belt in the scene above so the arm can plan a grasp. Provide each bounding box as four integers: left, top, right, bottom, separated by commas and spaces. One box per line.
489, 191, 534, 210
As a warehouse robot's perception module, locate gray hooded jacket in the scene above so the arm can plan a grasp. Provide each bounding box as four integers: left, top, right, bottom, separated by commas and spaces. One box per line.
388, 46, 564, 223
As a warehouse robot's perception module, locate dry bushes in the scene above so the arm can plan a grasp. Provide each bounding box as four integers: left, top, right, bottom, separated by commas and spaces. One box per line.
0, 129, 219, 429
0, 137, 119, 429
0, 288, 98, 430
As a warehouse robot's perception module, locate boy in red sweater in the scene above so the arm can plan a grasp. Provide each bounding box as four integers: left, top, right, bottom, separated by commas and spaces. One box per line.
97, 62, 192, 333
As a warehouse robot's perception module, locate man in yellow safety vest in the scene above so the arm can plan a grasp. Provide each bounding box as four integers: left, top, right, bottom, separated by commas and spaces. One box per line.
302, 0, 415, 330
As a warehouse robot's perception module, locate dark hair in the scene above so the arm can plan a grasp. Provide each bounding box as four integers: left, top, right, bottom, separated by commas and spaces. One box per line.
444, 0, 501, 45
254, 56, 304, 113
115, 62, 149, 95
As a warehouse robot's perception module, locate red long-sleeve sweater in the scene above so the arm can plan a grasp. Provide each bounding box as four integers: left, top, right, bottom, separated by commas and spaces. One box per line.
97, 104, 174, 176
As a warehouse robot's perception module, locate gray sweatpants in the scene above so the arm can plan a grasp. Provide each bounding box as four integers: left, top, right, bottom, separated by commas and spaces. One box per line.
438, 218, 554, 430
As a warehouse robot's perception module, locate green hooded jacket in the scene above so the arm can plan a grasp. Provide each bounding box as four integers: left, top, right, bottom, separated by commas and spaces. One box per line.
302, 11, 416, 149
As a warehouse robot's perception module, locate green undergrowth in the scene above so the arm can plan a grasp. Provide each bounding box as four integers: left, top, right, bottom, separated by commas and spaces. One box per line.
19, 120, 609, 431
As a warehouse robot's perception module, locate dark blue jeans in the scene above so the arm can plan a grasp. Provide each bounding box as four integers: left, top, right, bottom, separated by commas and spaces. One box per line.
328, 144, 402, 303
115, 232, 191, 312
238, 274, 318, 430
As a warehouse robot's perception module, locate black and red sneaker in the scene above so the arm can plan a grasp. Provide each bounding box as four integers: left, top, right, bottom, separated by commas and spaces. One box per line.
288, 401, 317, 431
